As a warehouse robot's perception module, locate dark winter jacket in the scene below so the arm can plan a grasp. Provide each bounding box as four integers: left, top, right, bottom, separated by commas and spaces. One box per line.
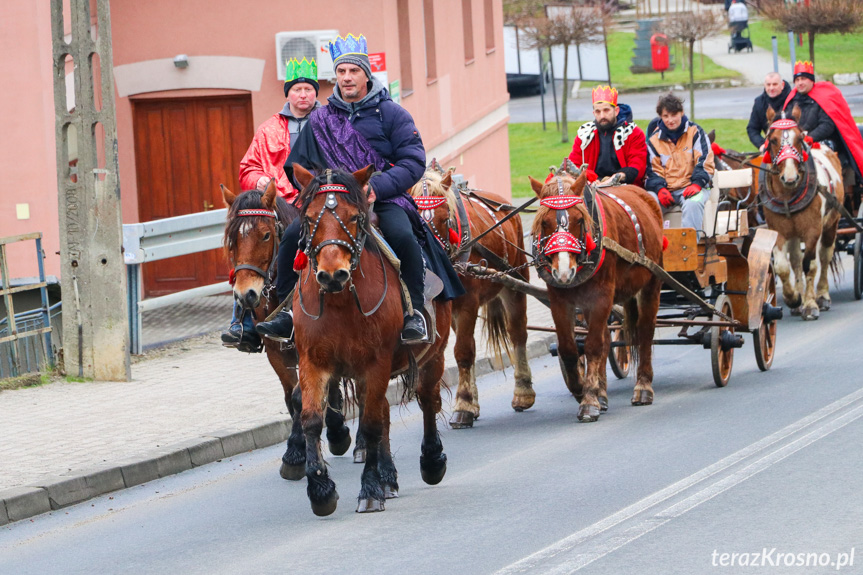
746, 81, 792, 149
786, 91, 838, 144
285, 77, 425, 202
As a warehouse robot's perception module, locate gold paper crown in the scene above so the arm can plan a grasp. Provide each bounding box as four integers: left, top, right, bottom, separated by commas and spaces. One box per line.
592, 85, 618, 106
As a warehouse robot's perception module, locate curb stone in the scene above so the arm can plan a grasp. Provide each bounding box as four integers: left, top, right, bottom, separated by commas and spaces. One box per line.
1, 333, 559, 526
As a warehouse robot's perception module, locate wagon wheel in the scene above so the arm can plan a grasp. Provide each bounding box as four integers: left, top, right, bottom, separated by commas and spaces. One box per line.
608, 320, 631, 379
753, 264, 778, 371
854, 203, 863, 300
710, 294, 735, 387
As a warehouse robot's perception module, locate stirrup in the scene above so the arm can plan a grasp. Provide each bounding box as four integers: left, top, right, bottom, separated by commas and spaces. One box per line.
401, 311, 430, 344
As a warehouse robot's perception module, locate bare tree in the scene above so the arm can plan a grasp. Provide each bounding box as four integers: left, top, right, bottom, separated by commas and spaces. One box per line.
515, 2, 611, 143
662, 11, 724, 120
759, 0, 863, 64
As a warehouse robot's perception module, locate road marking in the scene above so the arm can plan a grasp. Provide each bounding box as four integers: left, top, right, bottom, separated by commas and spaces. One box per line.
494, 386, 863, 575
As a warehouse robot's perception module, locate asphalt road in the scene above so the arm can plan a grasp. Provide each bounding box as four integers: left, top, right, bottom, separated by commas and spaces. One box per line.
2, 255, 862, 574
508, 84, 863, 123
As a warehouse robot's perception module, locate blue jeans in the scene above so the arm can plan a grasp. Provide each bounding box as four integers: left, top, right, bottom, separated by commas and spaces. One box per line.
230, 301, 256, 332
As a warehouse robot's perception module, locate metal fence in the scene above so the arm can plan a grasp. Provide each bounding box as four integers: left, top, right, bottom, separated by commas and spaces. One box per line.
123, 209, 230, 355
0, 232, 55, 379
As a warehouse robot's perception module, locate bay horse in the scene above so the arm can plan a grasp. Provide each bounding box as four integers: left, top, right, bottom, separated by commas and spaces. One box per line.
409, 167, 533, 429
761, 105, 844, 320
221, 180, 355, 482
290, 165, 451, 516
529, 164, 663, 421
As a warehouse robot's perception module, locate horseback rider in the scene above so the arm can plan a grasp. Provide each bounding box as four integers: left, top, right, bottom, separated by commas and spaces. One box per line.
256, 33, 463, 343
783, 61, 863, 192
645, 93, 715, 232
568, 85, 648, 186
747, 72, 792, 150
222, 57, 321, 352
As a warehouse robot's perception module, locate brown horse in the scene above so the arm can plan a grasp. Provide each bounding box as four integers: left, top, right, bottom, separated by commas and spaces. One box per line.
762, 106, 844, 320
409, 168, 533, 429
221, 180, 354, 481
290, 165, 451, 516
529, 165, 663, 421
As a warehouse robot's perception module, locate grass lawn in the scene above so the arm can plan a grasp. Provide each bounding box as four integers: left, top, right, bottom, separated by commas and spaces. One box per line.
748, 21, 863, 79
607, 30, 742, 91
509, 119, 753, 197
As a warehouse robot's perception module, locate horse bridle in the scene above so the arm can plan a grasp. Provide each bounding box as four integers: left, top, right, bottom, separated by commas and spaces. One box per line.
298, 173, 387, 320
533, 177, 593, 271
415, 177, 459, 255
229, 208, 283, 295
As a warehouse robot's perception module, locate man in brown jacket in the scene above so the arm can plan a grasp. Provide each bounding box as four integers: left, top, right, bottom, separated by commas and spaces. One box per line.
645, 93, 715, 231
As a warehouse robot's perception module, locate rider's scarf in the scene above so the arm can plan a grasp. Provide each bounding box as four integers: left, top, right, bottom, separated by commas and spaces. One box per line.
308, 106, 388, 174
784, 82, 863, 175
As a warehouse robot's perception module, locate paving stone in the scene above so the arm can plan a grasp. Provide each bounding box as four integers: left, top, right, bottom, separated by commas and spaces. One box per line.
250, 420, 289, 449
215, 429, 257, 458
1, 486, 50, 521
118, 458, 160, 489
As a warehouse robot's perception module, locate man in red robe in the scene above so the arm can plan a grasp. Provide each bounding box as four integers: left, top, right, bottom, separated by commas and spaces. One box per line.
568, 85, 648, 187
223, 58, 321, 351
784, 60, 863, 189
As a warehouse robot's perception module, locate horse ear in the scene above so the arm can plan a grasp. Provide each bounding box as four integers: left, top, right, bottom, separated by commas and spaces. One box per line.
262, 178, 277, 209
441, 171, 453, 189
791, 104, 802, 123
220, 184, 236, 207
352, 164, 375, 188
707, 129, 715, 143
293, 164, 314, 189
529, 176, 545, 198
572, 170, 588, 195
766, 105, 776, 124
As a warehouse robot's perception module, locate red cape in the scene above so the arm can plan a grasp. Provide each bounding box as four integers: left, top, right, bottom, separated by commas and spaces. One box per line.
784, 82, 863, 174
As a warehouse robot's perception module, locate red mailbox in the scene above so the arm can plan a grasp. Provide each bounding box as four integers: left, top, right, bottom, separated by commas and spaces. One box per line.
650, 33, 670, 73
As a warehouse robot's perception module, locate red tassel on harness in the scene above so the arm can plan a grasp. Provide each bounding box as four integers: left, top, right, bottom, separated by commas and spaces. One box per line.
762, 150, 771, 164
802, 150, 809, 162
228, 268, 236, 286
662, 236, 669, 251
584, 231, 597, 252
293, 251, 309, 271
544, 172, 555, 184
448, 228, 460, 246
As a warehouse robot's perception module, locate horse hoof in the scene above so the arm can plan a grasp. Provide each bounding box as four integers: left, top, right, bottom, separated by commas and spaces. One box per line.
511, 395, 536, 412
802, 307, 820, 321
421, 461, 447, 485
599, 396, 609, 412
383, 485, 399, 499
353, 449, 366, 464
356, 498, 385, 513
310, 492, 339, 517
280, 461, 305, 481
577, 404, 601, 422
450, 411, 475, 429
817, 297, 831, 311
328, 431, 352, 456
631, 390, 654, 406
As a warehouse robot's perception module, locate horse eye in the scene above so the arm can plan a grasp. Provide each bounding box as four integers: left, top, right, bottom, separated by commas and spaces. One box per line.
350, 215, 360, 223
262, 232, 271, 242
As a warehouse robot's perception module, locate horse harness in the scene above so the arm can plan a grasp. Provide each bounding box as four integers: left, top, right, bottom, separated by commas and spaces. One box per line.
413, 177, 472, 265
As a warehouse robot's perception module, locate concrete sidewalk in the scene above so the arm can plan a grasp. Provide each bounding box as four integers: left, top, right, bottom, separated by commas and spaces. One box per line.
0, 274, 558, 526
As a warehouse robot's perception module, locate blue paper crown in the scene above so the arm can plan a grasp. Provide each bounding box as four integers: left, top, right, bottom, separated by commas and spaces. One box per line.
328, 33, 368, 63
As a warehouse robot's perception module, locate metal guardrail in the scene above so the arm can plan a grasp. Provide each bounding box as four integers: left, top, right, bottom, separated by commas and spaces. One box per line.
0, 232, 54, 378
123, 209, 230, 355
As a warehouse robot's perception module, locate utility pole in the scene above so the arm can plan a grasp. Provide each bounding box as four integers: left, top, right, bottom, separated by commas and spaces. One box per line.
50, 0, 130, 381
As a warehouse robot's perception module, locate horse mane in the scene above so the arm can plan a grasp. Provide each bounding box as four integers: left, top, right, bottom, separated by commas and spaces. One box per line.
408, 169, 459, 218
531, 173, 593, 238
224, 190, 298, 252
296, 168, 378, 254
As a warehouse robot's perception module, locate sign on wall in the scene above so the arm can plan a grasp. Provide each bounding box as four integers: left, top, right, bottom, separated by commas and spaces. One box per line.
369, 52, 388, 88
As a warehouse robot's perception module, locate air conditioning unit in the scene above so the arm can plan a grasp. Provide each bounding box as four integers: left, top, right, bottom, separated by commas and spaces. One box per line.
275, 29, 339, 82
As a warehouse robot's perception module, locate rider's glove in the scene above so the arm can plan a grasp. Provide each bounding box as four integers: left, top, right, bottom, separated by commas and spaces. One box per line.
657, 188, 675, 208
682, 184, 702, 199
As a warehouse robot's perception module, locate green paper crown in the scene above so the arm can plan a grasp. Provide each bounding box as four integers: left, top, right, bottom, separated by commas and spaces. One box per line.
285, 57, 318, 83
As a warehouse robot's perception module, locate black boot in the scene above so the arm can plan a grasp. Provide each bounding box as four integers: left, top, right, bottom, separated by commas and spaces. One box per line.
401, 310, 429, 344
221, 322, 263, 353
256, 308, 294, 341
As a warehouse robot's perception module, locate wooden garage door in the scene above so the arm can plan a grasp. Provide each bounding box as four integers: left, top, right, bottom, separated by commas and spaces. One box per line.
132, 95, 254, 297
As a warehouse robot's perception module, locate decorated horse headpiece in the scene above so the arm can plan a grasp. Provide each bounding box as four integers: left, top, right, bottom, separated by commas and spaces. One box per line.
536, 169, 597, 259
763, 118, 812, 165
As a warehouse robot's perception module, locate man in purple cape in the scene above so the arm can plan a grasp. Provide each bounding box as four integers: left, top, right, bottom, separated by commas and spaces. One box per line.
257, 33, 463, 343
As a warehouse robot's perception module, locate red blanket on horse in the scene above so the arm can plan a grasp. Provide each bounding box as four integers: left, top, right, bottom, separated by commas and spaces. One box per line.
784, 82, 863, 175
